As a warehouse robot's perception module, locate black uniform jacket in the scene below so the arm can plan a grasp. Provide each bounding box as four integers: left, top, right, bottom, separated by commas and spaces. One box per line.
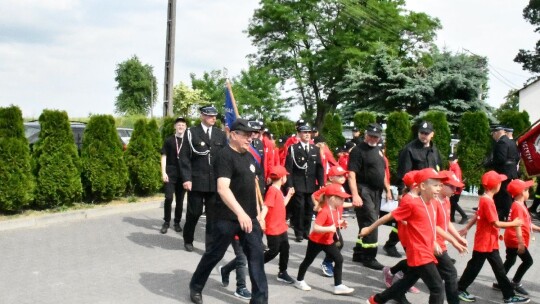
491, 135, 520, 179
397, 139, 442, 191
180, 124, 227, 192
285, 142, 324, 193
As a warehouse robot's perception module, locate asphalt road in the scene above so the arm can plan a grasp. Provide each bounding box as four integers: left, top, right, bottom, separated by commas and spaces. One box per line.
1, 196, 540, 304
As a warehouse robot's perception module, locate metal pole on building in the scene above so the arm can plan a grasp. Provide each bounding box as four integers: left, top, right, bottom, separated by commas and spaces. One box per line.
163, 0, 176, 117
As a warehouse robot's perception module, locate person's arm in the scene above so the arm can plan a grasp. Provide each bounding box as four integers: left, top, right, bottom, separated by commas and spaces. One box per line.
384, 170, 392, 201
161, 154, 168, 183
359, 212, 393, 237
313, 222, 336, 233
493, 218, 522, 229
458, 216, 477, 237
436, 226, 468, 254
515, 225, 526, 254
180, 130, 193, 190
284, 146, 294, 190
348, 171, 363, 207
448, 222, 468, 247
532, 223, 540, 232
284, 187, 294, 206
217, 177, 253, 233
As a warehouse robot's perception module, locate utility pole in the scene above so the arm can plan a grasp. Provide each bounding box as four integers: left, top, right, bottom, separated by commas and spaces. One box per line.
163, 0, 176, 117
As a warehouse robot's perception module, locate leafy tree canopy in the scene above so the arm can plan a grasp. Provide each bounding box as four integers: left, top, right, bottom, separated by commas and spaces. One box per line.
115, 55, 158, 116
515, 0, 540, 73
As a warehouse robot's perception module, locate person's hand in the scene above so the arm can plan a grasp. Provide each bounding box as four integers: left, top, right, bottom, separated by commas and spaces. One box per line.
313, 204, 321, 212
183, 181, 192, 191
258, 217, 266, 231
451, 239, 468, 254
162, 173, 169, 183
434, 243, 443, 256
458, 228, 468, 237
352, 194, 363, 207
237, 211, 253, 233
386, 191, 393, 201
359, 227, 370, 238
518, 243, 526, 254
287, 188, 295, 197
458, 237, 468, 247
338, 219, 348, 229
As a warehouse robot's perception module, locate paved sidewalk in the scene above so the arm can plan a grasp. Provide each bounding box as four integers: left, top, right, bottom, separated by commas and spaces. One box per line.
1, 196, 540, 303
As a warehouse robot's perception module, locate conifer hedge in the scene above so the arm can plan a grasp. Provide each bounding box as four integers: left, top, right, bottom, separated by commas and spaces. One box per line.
353, 111, 376, 134
33, 110, 82, 208
160, 116, 176, 145
421, 111, 451, 168
322, 113, 345, 149
0, 106, 35, 212
457, 112, 491, 189
125, 119, 161, 195
496, 110, 531, 137
385, 111, 411, 183
81, 115, 128, 202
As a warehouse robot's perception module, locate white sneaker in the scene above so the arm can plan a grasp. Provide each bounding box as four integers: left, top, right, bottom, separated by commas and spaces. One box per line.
294, 280, 311, 291
334, 284, 354, 295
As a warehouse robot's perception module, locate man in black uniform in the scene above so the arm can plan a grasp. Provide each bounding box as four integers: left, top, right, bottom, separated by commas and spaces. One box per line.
189, 119, 268, 304
387, 121, 443, 257
160, 116, 188, 234
285, 121, 324, 242
350, 127, 363, 146
181, 105, 227, 252
348, 123, 389, 270
487, 125, 520, 220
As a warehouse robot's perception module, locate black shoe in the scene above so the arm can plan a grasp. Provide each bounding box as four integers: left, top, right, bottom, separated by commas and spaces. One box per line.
173, 223, 182, 232
295, 235, 303, 242
185, 243, 194, 252
450, 218, 456, 223
383, 245, 402, 258
190, 289, 203, 304
472, 207, 478, 211
451, 258, 456, 264
395, 295, 412, 304
513, 282, 529, 296
218, 266, 229, 287
352, 255, 364, 263
459, 217, 469, 225
363, 259, 385, 270
160, 222, 169, 234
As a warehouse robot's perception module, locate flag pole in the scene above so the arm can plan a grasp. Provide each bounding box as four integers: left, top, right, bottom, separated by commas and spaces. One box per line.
226, 78, 240, 118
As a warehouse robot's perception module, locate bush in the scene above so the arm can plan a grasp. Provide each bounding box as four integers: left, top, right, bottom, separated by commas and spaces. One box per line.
386, 111, 411, 184
421, 111, 451, 168
266, 120, 295, 139
33, 110, 82, 208
353, 111, 376, 134
496, 110, 531, 137
125, 119, 161, 195
322, 113, 345, 150
0, 106, 35, 212
160, 116, 176, 145
457, 112, 491, 189
81, 115, 128, 202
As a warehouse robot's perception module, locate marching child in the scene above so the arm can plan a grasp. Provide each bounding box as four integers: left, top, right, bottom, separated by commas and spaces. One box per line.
295, 183, 355, 295
260, 165, 296, 284
311, 165, 351, 277
364, 168, 446, 304
457, 171, 529, 303
496, 179, 540, 295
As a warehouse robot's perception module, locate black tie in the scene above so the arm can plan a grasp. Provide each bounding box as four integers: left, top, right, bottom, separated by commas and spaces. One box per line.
206, 128, 210, 140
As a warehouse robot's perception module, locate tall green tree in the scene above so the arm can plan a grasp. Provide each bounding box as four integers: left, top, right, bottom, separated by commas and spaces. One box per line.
457, 112, 491, 189
495, 89, 520, 118
0, 106, 34, 212
114, 55, 158, 116
247, 0, 440, 127
322, 113, 345, 150
33, 110, 82, 208
496, 110, 531, 137
172, 82, 208, 118
353, 111, 376, 134
515, 0, 540, 73
385, 111, 411, 183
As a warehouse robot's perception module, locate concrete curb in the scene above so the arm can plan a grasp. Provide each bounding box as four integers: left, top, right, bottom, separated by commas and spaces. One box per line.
0, 200, 162, 232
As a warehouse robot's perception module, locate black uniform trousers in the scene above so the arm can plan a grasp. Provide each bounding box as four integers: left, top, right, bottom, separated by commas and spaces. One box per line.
504, 247, 534, 284
290, 192, 314, 239
183, 191, 216, 247
494, 179, 512, 221
375, 262, 444, 304
458, 250, 515, 299
353, 185, 382, 261
437, 251, 459, 304
189, 219, 268, 304
264, 232, 290, 273
163, 181, 185, 224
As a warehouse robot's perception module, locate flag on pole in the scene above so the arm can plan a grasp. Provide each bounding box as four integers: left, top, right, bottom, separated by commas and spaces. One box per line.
224, 84, 237, 129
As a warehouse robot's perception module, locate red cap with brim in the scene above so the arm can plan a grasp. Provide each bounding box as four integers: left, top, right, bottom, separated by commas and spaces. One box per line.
439, 170, 465, 188
403, 170, 418, 188
328, 166, 348, 177
481, 171, 507, 189
414, 168, 445, 184
324, 184, 352, 199
269, 165, 289, 178
507, 179, 535, 197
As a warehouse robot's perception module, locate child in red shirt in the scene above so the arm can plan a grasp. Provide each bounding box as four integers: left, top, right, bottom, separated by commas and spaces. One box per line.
498, 179, 540, 295
457, 171, 529, 303
295, 183, 354, 295
364, 168, 446, 304
260, 165, 295, 284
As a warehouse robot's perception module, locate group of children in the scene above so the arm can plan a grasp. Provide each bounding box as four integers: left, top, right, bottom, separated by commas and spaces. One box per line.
218, 162, 539, 303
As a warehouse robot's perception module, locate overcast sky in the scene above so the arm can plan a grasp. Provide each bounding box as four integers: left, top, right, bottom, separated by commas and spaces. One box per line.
0, 0, 536, 120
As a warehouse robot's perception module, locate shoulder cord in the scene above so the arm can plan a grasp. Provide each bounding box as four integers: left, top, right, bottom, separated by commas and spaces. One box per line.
186, 129, 210, 156
290, 145, 308, 170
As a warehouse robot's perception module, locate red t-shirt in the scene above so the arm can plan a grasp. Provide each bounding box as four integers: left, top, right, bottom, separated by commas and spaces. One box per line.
504, 201, 532, 248
435, 197, 451, 251
449, 162, 463, 195
392, 196, 438, 267
473, 196, 500, 252
338, 153, 349, 170
264, 186, 288, 236
309, 204, 339, 245
397, 193, 414, 249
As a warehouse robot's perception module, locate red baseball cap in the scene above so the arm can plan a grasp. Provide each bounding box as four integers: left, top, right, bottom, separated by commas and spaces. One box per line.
324, 184, 352, 199
269, 165, 289, 178
438, 170, 464, 188
328, 166, 348, 177
414, 168, 445, 184
507, 179, 535, 197
481, 170, 507, 189
402, 170, 418, 188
